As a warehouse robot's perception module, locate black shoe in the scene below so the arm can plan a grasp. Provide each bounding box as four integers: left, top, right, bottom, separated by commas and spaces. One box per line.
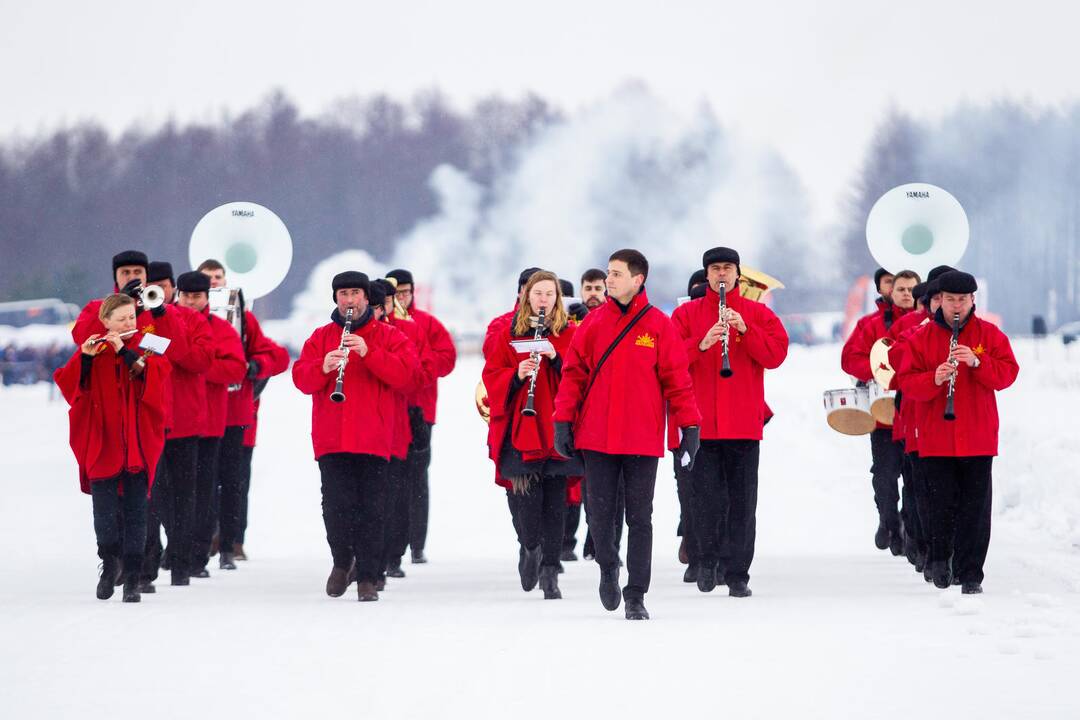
716, 566, 728, 586
138, 579, 156, 594
904, 535, 919, 566
914, 552, 926, 574
519, 546, 541, 591
583, 550, 595, 562
326, 566, 350, 597
729, 581, 752, 598
219, 552, 237, 570
961, 582, 983, 595
411, 550, 427, 564
170, 569, 190, 586
697, 565, 717, 593
386, 563, 406, 579
624, 596, 649, 620
191, 567, 210, 579
889, 529, 905, 557
160, 553, 171, 571
540, 566, 562, 600
96, 556, 122, 600
683, 565, 699, 583
560, 549, 578, 562
874, 521, 889, 550
557, 562, 565, 574
599, 568, 621, 611
929, 561, 951, 589
923, 566, 933, 583
122, 572, 141, 603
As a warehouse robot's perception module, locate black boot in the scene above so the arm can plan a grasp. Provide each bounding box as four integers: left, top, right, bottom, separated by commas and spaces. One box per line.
170, 568, 190, 586
326, 566, 350, 597
560, 549, 578, 562
874, 521, 889, 550
904, 534, 919, 566
539, 566, 562, 600
411, 549, 427, 564
683, 565, 699, 583
138, 578, 156, 594
598, 568, 621, 611
191, 567, 210, 579
219, 551, 237, 570
97, 555, 122, 600
728, 580, 752, 598
697, 564, 717, 593
519, 545, 541, 591
624, 595, 649, 620
961, 581, 983, 595
889, 527, 904, 557
122, 571, 141, 603
386, 562, 405, 579
929, 560, 951, 589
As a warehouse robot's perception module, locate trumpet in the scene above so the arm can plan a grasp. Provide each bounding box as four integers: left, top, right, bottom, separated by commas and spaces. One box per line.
90, 329, 138, 346
330, 308, 354, 404
944, 312, 960, 421
718, 281, 733, 378
521, 307, 547, 417
139, 284, 165, 310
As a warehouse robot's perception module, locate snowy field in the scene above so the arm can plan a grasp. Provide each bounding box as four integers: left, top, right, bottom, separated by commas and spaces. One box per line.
1, 340, 1078, 719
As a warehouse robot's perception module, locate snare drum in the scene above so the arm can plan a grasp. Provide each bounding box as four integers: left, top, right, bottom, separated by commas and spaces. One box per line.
823, 387, 875, 436
868, 381, 896, 426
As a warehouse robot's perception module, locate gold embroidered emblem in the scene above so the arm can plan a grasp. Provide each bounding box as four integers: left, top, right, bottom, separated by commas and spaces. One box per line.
973, 343, 985, 356
635, 333, 655, 348
141, 323, 155, 335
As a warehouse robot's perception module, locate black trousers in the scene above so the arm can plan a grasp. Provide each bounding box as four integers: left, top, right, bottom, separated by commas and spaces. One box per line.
91, 471, 149, 567
192, 436, 222, 570
383, 457, 409, 568
318, 452, 388, 583
405, 408, 432, 554
583, 475, 624, 558
142, 436, 199, 578
506, 476, 568, 567
142, 453, 169, 581
869, 429, 903, 531
582, 451, 658, 600
920, 456, 993, 584
562, 502, 582, 553
909, 452, 932, 558
692, 439, 759, 584
217, 426, 247, 550
674, 450, 705, 566
901, 450, 926, 556
238, 445, 254, 544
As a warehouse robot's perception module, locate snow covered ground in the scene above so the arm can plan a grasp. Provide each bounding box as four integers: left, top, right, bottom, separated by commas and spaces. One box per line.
2, 340, 1078, 719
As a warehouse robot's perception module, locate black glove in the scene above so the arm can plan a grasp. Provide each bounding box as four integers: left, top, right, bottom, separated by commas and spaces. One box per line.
120, 278, 142, 299
246, 358, 261, 380
567, 302, 588, 322
553, 421, 575, 459
151, 302, 167, 318
677, 426, 700, 472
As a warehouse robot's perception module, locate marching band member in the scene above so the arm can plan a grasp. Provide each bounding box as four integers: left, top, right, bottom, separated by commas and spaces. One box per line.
841, 268, 918, 554
483, 271, 581, 599
553, 249, 701, 620
176, 271, 247, 579
292, 272, 418, 601
895, 271, 1018, 593
385, 268, 457, 565
675, 268, 709, 576
672, 248, 789, 597
54, 294, 171, 602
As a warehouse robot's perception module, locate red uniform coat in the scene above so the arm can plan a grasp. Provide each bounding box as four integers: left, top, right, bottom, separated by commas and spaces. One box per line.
886, 309, 929, 444
671, 285, 788, 441
203, 312, 247, 439
226, 311, 291, 428
292, 310, 419, 461
73, 299, 191, 431
483, 308, 517, 359
553, 290, 700, 457
841, 300, 910, 431
54, 339, 170, 494
484, 320, 577, 487
166, 305, 214, 440
896, 310, 1019, 457
404, 308, 457, 423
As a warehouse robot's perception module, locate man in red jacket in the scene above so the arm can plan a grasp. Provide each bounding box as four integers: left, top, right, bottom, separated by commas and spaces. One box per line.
840, 268, 919, 554
196, 259, 291, 569
672, 247, 789, 597
896, 271, 1018, 594
385, 268, 458, 565
553, 249, 701, 620
292, 271, 418, 601
176, 271, 247, 578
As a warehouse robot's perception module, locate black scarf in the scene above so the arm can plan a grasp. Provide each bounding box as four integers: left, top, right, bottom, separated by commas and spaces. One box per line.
331, 306, 373, 329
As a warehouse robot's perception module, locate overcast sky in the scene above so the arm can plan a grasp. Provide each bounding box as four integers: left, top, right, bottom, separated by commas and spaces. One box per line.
3, 0, 1080, 225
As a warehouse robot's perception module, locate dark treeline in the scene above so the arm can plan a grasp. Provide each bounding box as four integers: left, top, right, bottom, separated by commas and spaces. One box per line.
840, 103, 1080, 333
0, 91, 559, 318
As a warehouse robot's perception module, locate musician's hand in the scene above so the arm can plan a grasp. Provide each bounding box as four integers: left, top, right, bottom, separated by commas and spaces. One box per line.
934, 362, 955, 386
952, 344, 977, 367
323, 349, 346, 374
540, 348, 557, 360
120, 279, 142, 300
699, 323, 726, 351
518, 356, 539, 380
725, 309, 747, 334
82, 335, 103, 356
351, 336, 368, 357
105, 331, 124, 352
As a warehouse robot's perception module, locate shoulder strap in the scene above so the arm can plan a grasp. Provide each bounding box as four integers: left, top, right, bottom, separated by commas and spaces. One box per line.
582, 303, 653, 401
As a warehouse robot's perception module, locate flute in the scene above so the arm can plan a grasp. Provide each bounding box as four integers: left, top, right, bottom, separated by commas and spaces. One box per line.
90, 330, 138, 345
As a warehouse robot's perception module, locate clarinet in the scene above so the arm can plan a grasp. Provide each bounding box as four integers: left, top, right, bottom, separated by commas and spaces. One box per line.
719, 281, 733, 378
329, 307, 354, 404
943, 312, 960, 421
521, 307, 547, 417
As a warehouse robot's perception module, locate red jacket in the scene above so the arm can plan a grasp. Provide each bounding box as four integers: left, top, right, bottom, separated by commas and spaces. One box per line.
886, 309, 929, 444
203, 312, 247, 438
226, 311, 291, 428
292, 310, 419, 461
386, 316, 423, 459
896, 310, 1019, 457
167, 305, 214, 439
484, 319, 577, 487
841, 299, 909, 431
54, 339, 170, 494
671, 285, 788, 441
404, 308, 456, 423
73, 299, 191, 431
553, 290, 700, 457
483, 308, 517, 359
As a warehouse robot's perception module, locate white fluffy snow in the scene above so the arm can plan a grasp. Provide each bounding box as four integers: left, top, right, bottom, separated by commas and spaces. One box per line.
1, 339, 1078, 719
